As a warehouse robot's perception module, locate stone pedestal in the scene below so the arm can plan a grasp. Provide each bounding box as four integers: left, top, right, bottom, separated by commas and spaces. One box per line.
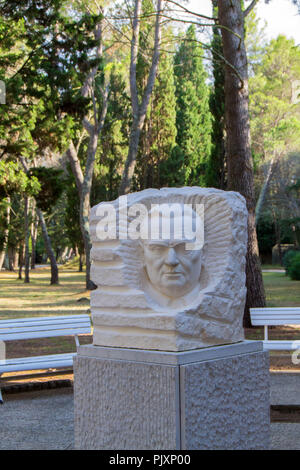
74, 341, 270, 450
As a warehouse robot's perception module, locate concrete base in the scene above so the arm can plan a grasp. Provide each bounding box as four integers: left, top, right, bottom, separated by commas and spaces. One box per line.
74, 341, 270, 450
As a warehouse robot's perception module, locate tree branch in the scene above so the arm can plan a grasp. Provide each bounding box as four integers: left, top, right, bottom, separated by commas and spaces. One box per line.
243, 0, 260, 17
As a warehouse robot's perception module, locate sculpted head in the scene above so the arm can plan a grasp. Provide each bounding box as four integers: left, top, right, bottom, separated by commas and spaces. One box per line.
141, 239, 202, 298
139, 204, 203, 301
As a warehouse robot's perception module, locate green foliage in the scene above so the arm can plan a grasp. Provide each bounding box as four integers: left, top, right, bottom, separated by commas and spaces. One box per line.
6, 194, 27, 251
93, 66, 130, 202
0, 0, 104, 163
257, 215, 276, 254
0, 161, 40, 199
64, 165, 84, 252
250, 35, 300, 162
283, 249, 299, 275
134, 50, 177, 189
206, 5, 226, 189
288, 252, 300, 280
29, 167, 65, 213
174, 25, 212, 186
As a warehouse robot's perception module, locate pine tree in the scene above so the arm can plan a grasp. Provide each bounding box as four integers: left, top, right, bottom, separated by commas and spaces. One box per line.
174, 25, 212, 187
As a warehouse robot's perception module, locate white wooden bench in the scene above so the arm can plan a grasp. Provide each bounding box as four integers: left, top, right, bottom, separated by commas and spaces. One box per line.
250, 307, 300, 350
0, 314, 92, 403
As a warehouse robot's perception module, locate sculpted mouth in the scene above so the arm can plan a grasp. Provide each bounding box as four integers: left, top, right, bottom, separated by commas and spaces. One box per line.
163, 272, 183, 277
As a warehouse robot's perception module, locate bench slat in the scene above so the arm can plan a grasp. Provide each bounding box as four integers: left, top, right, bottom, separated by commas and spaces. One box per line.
0, 314, 90, 327
251, 319, 300, 325
250, 307, 300, 326
263, 340, 300, 350
0, 314, 92, 340
0, 353, 76, 373
0, 322, 91, 336
251, 307, 300, 311
0, 327, 91, 341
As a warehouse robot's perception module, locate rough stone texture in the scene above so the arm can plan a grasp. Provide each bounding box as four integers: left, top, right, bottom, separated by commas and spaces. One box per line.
181, 351, 270, 450
74, 342, 270, 450
0, 388, 73, 450
90, 187, 248, 351
73, 356, 180, 450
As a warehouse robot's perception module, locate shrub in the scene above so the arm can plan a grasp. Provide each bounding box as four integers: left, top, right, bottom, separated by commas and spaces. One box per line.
288, 253, 300, 280
283, 249, 299, 275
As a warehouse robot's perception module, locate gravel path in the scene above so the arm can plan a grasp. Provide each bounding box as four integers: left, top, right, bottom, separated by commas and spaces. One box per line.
0, 388, 73, 450
1, 373, 300, 450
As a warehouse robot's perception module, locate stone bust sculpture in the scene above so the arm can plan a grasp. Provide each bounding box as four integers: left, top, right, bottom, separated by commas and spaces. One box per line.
138, 204, 204, 310
89, 187, 248, 352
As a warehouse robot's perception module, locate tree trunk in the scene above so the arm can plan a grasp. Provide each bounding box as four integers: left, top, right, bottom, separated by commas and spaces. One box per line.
31, 207, 38, 269
18, 156, 59, 285
18, 242, 24, 280
119, 0, 162, 195
67, 140, 97, 290
37, 208, 59, 285
66, 77, 109, 290
12, 248, 19, 271
8, 246, 16, 271
119, 117, 143, 195
24, 196, 30, 283
0, 197, 10, 270
79, 249, 83, 272
218, 0, 265, 327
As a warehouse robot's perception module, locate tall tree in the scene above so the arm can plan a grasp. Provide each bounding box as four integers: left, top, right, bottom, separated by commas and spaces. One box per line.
118, 0, 162, 195
174, 25, 212, 187
66, 8, 110, 290
206, 0, 226, 189
249, 36, 300, 224
134, 49, 177, 189
217, 0, 265, 327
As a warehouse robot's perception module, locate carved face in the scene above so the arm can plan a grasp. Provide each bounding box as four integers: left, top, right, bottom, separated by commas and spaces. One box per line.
142, 240, 202, 298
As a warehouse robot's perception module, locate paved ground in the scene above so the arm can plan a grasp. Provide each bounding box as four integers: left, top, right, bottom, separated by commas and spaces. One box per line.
271, 372, 300, 405
271, 423, 300, 450
0, 388, 73, 450
1, 373, 300, 450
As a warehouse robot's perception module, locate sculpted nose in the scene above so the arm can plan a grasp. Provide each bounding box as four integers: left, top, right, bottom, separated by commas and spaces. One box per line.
165, 247, 179, 266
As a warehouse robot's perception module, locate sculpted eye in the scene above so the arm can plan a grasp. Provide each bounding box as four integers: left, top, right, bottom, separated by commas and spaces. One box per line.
148, 244, 165, 253
175, 243, 192, 255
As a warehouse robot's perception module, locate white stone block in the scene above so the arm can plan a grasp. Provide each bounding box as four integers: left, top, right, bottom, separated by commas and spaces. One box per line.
89, 187, 248, 351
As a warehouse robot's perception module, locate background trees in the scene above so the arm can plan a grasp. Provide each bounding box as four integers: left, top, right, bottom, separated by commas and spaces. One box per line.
0, 0, 299, 320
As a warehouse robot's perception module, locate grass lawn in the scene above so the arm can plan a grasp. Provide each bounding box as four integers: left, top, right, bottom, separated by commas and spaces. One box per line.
263, 271, 300, 307
0, 266, 89, 320
0, 266, 92, 359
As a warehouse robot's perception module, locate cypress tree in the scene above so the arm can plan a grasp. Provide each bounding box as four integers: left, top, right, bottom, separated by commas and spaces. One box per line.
174, 25, 212, 187
134, 50, 177, 189
206, 1, 226, 189
133, 0, 177, 190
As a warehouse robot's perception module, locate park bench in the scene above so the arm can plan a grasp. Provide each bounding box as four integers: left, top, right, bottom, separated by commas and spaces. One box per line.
250, 307, 300, 350
0, 314, 92, 403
